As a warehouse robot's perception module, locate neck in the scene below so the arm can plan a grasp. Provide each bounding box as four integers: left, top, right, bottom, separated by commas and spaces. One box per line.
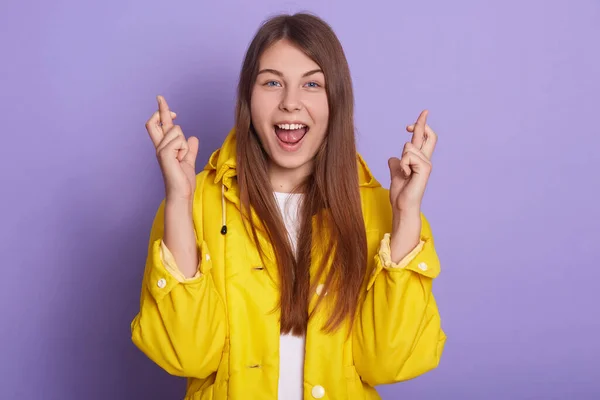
269, 160, 313, 193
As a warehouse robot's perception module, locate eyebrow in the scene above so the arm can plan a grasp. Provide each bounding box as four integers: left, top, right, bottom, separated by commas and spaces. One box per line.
257, 68, 324, 78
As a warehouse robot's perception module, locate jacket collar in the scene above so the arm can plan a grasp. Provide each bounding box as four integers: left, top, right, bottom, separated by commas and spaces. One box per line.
204, 128, 382, 191
205, 128, 380, 283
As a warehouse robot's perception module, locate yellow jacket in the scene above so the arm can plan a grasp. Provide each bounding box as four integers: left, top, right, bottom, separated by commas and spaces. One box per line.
131, 129, 446, 399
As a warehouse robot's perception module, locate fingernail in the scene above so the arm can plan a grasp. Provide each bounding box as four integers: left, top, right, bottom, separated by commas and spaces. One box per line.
157, 95, 162, 104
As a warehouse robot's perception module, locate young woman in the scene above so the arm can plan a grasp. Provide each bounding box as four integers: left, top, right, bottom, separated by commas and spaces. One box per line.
131, 13, 445, 400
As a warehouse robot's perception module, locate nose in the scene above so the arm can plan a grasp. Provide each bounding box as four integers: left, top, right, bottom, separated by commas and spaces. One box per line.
279, 87, 302, 112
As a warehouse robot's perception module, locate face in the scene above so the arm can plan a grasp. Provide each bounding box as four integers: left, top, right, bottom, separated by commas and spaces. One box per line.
250, 39, 329, 184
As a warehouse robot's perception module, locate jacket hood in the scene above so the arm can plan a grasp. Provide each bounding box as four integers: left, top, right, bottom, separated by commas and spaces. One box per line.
204, 128, 382, 190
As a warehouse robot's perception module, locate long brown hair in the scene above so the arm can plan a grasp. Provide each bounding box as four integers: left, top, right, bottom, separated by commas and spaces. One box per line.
235, 13, 367, 335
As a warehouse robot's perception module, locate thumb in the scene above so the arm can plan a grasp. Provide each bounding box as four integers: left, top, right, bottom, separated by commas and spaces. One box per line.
184, 136, 199, 165
388, 157, 402, 180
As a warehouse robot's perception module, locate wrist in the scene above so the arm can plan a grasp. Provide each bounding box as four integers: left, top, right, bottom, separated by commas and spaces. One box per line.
165, 186, 195, 204
165, 196, 193, 213
390, 211, 421, 263
392, 208, 421, 232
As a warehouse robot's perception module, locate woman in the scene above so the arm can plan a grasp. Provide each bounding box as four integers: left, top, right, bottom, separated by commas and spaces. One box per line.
131, 13, 445, 400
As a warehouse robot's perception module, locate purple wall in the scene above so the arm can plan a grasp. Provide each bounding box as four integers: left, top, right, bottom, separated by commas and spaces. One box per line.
2, 0, 599, 399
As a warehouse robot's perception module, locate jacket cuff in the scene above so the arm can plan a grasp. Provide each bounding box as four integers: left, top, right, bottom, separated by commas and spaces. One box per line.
378, 233, 425, 269
367, 232, 440, 291
160, 240, 202, 282
146, 238, 211, 302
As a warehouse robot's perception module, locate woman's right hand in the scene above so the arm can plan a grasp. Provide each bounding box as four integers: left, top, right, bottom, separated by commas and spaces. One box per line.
145, 95, 199, 201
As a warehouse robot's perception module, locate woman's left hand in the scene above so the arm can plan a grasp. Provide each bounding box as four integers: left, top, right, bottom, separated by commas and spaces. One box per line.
387, 110, 438, 259
388, 109, 438, 217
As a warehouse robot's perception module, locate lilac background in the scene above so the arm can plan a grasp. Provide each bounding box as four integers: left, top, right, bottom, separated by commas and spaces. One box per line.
2, 0, 599, 399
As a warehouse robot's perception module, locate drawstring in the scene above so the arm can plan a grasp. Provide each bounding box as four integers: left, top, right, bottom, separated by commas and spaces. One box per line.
220, 184, 227, 235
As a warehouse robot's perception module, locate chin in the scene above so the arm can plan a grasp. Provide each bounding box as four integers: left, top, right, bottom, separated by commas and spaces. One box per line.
270, 152, 312, 171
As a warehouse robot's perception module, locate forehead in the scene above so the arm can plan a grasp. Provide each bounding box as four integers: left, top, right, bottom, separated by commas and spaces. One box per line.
259, 39, 321, 74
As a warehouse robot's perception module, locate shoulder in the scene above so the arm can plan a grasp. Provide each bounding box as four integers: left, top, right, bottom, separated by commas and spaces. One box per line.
192, 170, 220, 201
191, 170, 218, 214
194, 170, 212, 189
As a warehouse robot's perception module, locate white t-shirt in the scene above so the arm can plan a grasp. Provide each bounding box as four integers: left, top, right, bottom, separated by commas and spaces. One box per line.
273, 191, 305, 399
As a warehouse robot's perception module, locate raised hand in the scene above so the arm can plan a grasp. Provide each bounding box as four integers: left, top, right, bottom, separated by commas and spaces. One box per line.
386, 110, 438, 261
145, 95, 199, 200
388, 110, 438, 216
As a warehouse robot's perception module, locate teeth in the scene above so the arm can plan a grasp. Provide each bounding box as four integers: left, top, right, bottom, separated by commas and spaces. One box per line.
277, 123, 306, 130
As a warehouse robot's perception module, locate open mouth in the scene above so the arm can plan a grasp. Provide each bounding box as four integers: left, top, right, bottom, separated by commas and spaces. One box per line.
274, 124, 309, 145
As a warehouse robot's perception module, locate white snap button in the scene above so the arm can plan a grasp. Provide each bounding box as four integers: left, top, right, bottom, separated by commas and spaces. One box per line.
157, 278, 167, 288
418, 262, 428, 271
205, 253, 211, 261
311, 385, 325, 399
316, 284, 325, 296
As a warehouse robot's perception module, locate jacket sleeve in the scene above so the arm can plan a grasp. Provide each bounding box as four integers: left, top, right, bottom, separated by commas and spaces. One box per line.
353, 213, 446, 386
130, 172, 227, 379
160, 239, 202, 281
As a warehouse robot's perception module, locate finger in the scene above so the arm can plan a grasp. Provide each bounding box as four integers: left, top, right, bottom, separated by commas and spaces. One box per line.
157, 95, 174, 132
156, 126, 184, 154
158, 135, 189, 163
420, 124, 438, 159
408, 123, 435, 132
183, 136, 199, 165
400, 152, 432, 181
145, 110, 177, 147
399, 153, 415, 177
161, 125, 187, 161
388, 156, 403, 178
176, 140, 189, 162
407, 123, 437, 159
147, 110, 177, 121
400, 152, 430, 196
400, 143, 432, 175
402, 142, 431, 164
411, 110, 429, 149
403, 148, 431, 170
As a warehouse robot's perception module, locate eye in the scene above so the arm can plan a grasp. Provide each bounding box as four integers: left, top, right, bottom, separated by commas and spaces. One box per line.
265, 80, 282, 87
304, 81, 320, 88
